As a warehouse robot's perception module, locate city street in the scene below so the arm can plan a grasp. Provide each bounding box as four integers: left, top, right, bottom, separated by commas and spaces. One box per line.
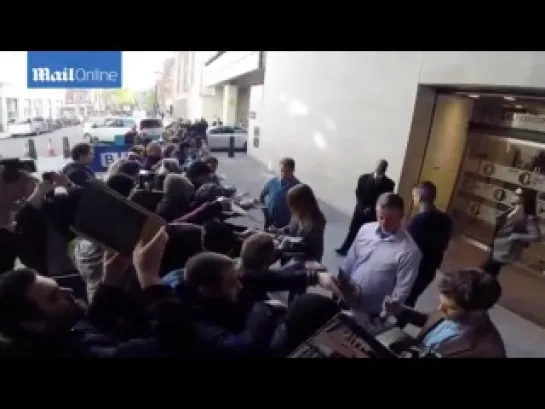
0, 126, 84, 162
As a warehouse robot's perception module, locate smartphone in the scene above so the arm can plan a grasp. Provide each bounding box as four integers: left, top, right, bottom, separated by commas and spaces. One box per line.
72, 180, 165, 255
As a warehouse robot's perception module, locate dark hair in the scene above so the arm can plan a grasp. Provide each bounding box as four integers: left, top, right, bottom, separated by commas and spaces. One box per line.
205, 156, 219, 167
376, 192, 404, 213
203, 221, 235, 255
415, 180, 437, 203
184, 252, 234, 289
241, 233, 275, 270
71, 143, 92, 161
287, 184, 326, 226
186, 161, 212, 180
117, 160, 141, 179
438, 268, 502, 311
520, 188, 537, 216
106, 173, 135, 198
0, 268, 40, 337
280, 157, 295, 171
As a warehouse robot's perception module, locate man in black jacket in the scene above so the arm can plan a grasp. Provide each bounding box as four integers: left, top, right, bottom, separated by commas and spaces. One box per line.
404, 181, 452, 309
62, 143, 96, 187
124, 125, 139, 146
0, 227, 194, 358
336, 159, 395, 256
173, 237, 342, 357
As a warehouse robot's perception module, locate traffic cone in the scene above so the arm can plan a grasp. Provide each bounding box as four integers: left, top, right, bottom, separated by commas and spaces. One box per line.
47, 139, 56, 157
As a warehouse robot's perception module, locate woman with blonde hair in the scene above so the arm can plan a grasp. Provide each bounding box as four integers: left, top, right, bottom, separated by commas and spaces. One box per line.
275, 183, 327, 262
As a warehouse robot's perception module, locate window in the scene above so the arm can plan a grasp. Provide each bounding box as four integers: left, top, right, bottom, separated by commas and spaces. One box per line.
6, 98, 18, 121
32, 116, 44, 122
209, 127, 222, 134
222, 126, 235, 134
23, 99, 31, 118
451, 132, 545, 275
234, 126, 247, 133
140, 119, 162, 128
122, 119, 136, 127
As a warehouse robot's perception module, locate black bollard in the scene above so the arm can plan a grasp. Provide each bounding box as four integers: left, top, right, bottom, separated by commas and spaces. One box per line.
228, 135, 235, 158
62, 137, 71, 159
28, 139, 37, 160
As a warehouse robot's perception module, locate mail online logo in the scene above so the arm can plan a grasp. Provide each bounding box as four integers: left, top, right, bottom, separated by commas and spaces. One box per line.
27, 51, 122, 89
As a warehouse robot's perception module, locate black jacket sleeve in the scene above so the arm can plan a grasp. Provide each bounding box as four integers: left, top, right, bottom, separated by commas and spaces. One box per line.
178, 201, 222, 225
355, 174, 368, 206
14, 202, 48, 272
241, 266, 316, 294
86, 284, 150, 339
142, 285, 282, 357
191, 303, 281, 358
140, 285, 198, 356
66, 168, 92, 187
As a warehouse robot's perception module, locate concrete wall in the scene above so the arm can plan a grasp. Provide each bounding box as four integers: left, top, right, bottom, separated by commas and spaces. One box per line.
236, 87, 250, 125
252, 51, 422, 214
253, 51, 545, 215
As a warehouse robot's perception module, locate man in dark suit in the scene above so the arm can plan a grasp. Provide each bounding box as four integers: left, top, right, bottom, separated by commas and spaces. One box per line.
335, 159, 394, 256
402, 181, 452, 315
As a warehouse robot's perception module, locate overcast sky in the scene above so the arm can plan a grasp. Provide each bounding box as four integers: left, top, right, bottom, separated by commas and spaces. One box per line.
123, 51, 174, 91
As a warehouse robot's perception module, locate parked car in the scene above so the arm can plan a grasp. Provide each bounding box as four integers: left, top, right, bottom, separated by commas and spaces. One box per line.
8, 117, 48, 137
83, 117, 107, 140
206, 125, 248, 151
85, 117, 137, 143
139, 118, 164, 141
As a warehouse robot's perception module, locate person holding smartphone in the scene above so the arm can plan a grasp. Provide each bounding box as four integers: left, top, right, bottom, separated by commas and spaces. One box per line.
383, 268, 506, 358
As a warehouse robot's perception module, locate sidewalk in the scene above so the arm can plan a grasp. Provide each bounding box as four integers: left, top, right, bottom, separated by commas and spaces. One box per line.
217, 152, 545, 357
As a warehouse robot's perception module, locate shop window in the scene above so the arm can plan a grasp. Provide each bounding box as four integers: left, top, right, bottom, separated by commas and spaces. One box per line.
451, 133, 545, 276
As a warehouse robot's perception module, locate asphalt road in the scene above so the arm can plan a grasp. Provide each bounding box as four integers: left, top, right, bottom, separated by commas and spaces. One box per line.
0, 126, 84, 160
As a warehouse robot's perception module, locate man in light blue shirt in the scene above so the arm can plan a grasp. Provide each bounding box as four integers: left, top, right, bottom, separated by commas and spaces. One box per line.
259, 157, 300, 228
340, 192, 421, 317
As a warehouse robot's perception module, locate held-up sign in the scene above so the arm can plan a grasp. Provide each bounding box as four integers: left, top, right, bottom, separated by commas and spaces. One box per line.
90, 145, 131, 172
100, 151, 129, 168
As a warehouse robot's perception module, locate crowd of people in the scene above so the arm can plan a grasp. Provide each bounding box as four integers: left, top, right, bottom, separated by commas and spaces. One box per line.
0, 130, 539, 357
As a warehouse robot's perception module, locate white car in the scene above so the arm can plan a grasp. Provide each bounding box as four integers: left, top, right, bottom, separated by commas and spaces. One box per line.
206, 125, 248, 151
8, 117, 48, 137
139, 118, 164, 141
85, 117, 137, 143
83, 117, 107, 139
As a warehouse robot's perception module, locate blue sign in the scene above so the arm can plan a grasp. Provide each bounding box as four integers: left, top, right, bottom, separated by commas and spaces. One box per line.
90, 144, 130, 173
27, 51, 122, 89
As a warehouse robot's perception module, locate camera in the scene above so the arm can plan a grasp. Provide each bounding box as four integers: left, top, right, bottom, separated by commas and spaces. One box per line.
0, 158, 37, 183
